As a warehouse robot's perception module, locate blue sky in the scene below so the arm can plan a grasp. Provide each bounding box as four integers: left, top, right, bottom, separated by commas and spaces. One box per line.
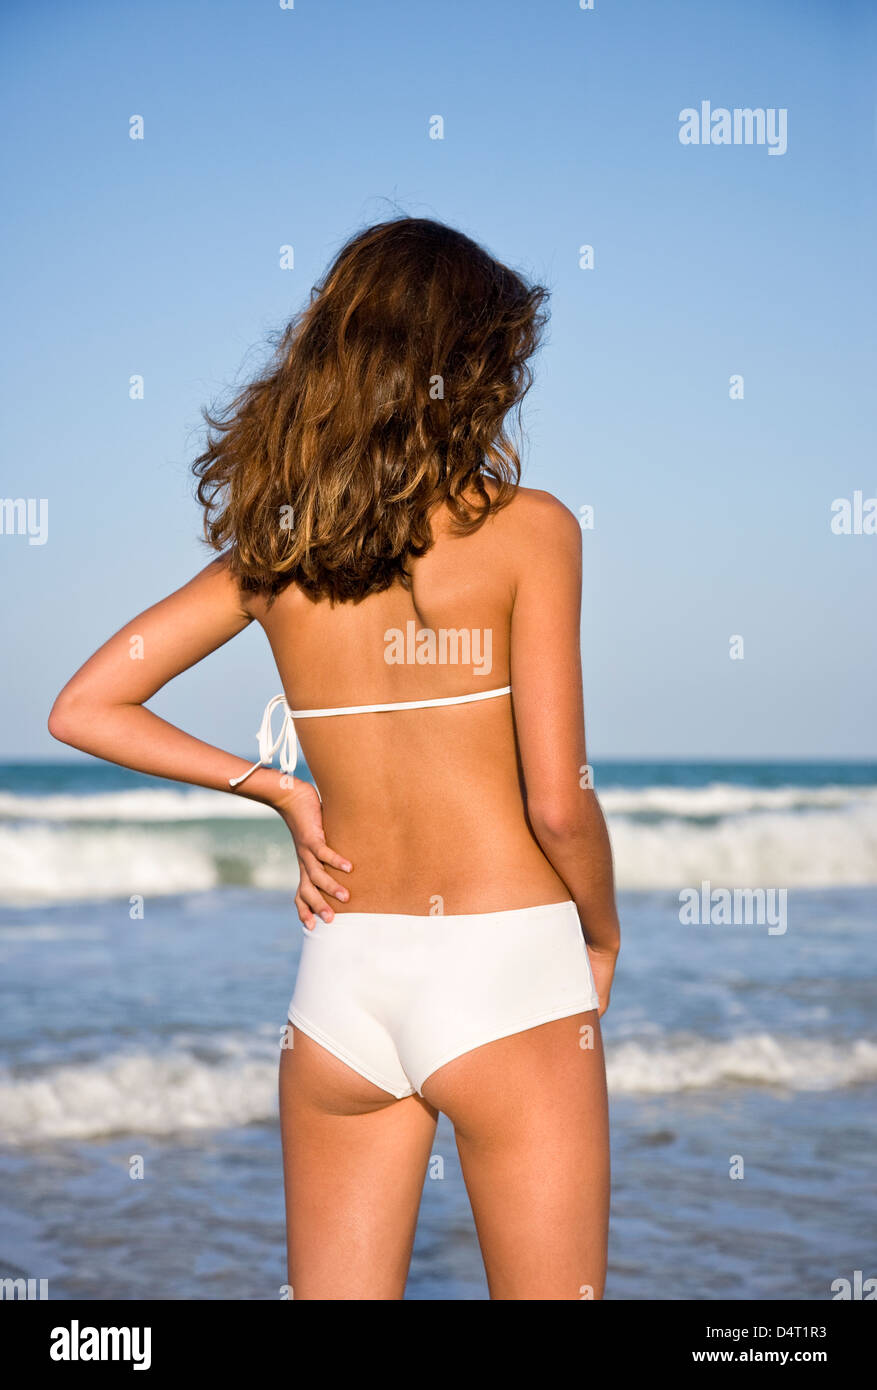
1, 0, 875, 759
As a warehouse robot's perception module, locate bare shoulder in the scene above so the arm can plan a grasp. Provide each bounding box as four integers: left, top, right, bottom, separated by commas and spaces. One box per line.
192, 550, 258, 622
492, 485, 582, 554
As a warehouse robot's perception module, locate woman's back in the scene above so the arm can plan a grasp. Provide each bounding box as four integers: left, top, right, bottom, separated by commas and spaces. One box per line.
248, 484, 570, 915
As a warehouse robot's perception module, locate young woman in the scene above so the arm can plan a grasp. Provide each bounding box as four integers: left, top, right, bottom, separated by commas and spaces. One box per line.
49, 217, 620, 1301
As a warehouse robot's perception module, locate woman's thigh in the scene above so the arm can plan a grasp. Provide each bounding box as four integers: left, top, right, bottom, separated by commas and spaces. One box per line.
420, 1010, 609, 1300
279, 1027, 438, 1300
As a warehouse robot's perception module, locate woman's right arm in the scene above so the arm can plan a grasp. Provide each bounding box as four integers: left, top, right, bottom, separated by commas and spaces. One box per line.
47, 555, 351, 925
508, 491, 620, 1007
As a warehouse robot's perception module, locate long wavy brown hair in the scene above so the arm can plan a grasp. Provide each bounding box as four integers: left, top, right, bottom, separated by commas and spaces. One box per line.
193, 216, 549, 602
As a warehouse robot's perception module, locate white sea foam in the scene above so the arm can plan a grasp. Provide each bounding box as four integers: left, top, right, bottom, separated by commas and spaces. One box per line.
0, 820, 298, 902
0, 1050, 278, 1143
608, 803, 877, 888
0, 1033, 874, 1144
0, 824, 224, 902
4, 782, 874, 824
606, 1034, 877, 1095
0, 788, 273, 822
1, 783, 876, 900
599, 783, 877, 817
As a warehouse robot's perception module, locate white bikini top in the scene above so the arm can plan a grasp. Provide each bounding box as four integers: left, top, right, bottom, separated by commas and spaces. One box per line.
228, 685, 512, 787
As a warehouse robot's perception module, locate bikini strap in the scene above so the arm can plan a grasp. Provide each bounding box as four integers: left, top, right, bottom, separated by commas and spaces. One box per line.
288, 685, 512, 718
228, 683, 512, 788
228, 694, 297, 788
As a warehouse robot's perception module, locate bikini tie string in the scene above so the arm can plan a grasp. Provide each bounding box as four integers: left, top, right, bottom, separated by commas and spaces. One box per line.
228, 694, 298, 788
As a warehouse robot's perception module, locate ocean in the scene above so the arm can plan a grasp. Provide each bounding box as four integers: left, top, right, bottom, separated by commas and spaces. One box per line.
1, 758, 875, 1300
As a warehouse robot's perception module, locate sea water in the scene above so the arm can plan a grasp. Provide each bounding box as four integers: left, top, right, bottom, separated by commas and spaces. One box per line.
0, 759, 874, 1299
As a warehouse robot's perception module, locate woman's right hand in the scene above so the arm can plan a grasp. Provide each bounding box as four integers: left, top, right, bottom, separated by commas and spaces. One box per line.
273, 778, 353, 929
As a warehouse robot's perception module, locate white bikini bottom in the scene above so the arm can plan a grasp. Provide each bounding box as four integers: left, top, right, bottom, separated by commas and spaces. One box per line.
287, 899, 600, 1099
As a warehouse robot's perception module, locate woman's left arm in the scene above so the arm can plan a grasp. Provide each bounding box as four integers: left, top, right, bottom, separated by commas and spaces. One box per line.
48, 555, 351, 922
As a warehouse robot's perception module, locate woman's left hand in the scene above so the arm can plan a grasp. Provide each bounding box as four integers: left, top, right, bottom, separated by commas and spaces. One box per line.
274, 778, 352, 929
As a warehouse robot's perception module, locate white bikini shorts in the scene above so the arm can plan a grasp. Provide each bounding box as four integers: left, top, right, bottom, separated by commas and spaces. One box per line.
287, 899, 600, 1099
